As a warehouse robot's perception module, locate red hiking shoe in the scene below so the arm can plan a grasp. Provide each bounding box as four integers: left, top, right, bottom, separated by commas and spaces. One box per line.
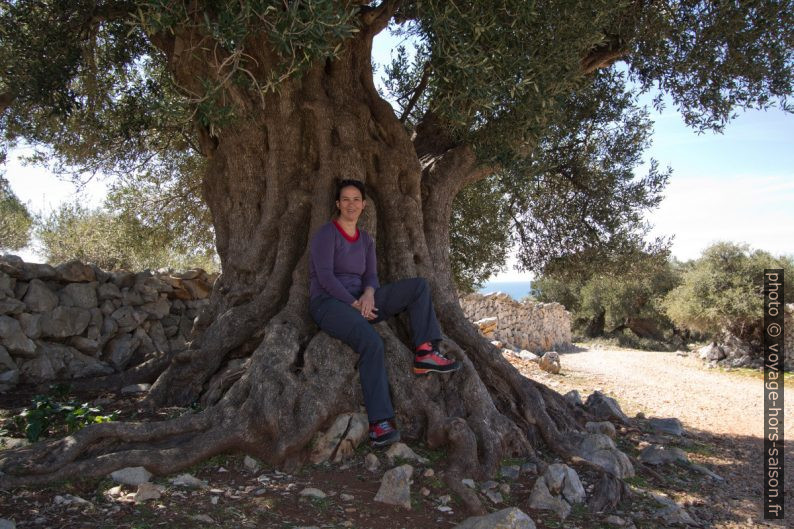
369, 419, 401, 448
413, 348, 461, 375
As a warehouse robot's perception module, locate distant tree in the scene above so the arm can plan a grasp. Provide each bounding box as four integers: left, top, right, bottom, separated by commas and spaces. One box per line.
535, 248, 679, 342
663, 242, 794, 344
37, 202, 217, 272
0, 174, 33, 251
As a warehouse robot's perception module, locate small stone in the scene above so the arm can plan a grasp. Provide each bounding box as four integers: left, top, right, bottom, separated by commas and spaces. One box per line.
500, 464, 521, 481
605, 514, 627, 526
638, 445, 689, 466
170, 473, 208, 488
385, 442, 429, 465
423, 468, 435, 477
539, 351, 561, 374
0, 518, 16, 529
191, 514, 214, 523
374, 464, 413, 509
586, 421, 617, 438
364, 452, 380, 472
110, 466, 152, 486
244, 455, 261, 473
340, 493, 354, 501
134, 483, 163, 503
437, 505, 453, 513
462, 478, 476, 489
648, 417, 684, 436
420, 487, 431, 496
451, 507, 535, 529
480, 480, 499, 491
299, 487, 327, 499
120, 383, 151, 395
485, 489, 504, 503
210, 496, 219, 505
438, 494, 452, 505
499, 483, 511, 495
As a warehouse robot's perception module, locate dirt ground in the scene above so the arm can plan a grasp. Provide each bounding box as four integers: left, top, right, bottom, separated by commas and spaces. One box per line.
0, 343, 790, 529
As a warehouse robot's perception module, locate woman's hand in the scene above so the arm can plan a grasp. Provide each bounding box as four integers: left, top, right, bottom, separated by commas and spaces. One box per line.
353, 288, 378, 320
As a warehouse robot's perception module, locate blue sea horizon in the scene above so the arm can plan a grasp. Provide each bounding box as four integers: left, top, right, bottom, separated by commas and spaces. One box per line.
477, 280, 534, 301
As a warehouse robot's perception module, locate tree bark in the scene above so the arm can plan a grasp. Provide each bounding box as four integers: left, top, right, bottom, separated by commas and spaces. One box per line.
0, 14, 630, 513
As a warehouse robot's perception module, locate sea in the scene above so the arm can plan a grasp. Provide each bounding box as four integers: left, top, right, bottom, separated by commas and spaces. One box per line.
477, 280, 534, 301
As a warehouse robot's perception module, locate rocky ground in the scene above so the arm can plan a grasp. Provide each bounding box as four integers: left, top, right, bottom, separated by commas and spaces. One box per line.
0, 343, 790, 529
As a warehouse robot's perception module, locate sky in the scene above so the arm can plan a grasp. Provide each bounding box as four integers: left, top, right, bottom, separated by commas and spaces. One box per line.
3, 30, 793, 281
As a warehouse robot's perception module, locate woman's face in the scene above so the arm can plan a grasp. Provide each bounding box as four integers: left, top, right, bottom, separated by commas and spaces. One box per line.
336, 185, 365, 223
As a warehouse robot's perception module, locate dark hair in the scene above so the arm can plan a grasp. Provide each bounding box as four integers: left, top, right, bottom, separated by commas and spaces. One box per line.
335, 179, 366, 201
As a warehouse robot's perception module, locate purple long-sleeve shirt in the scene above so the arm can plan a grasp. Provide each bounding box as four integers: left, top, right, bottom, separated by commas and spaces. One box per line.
309, 221, 379, 304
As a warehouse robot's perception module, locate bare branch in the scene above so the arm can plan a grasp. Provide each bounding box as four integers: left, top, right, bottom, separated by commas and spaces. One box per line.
400, 62, 431, 124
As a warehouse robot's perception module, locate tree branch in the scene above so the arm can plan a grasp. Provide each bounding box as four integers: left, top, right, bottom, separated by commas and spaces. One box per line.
361, 0, 403, 35
581, 39, 627, 74
400, 62, 431, 124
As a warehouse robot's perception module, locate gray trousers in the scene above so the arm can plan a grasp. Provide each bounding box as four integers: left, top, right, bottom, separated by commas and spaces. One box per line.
309, 277, 442, 423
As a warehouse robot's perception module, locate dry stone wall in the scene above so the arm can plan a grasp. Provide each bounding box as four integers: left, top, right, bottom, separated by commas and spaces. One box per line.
460, 292, 572, 352
0, 255, 216, 392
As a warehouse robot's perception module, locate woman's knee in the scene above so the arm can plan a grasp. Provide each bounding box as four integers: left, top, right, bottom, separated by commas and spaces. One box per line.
346, 321, 384, 355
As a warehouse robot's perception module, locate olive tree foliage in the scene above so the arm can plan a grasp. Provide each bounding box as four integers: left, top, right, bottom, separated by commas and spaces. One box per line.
0, 174, 33, 251
662, 241, 794, 343
36, 200, 218, 272
534, 247, 680, 343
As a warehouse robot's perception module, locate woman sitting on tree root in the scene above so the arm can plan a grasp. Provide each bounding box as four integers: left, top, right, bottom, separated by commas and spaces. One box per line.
309, 179, 461, 447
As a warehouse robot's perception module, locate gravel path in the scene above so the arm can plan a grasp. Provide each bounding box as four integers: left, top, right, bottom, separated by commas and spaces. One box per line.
545, 344, 793, 439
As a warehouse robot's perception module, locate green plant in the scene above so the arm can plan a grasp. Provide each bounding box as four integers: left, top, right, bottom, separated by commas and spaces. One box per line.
11, 387, 119, 442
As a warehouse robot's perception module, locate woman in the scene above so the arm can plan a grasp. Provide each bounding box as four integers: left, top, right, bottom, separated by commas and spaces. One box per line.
308, 179, 461, 447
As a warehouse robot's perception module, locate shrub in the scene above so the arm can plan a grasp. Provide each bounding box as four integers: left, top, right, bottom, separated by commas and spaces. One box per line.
662, 242, 794, 342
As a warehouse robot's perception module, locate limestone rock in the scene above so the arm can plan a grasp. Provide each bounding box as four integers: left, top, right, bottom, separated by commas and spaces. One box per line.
586, 421, 617, 438
170, 473, 208, 488
0, 315, 36, 356
310, 413, 368, 464
40, 306, 91, 338
121, 383, 151, 395
299, 487, 327, 499
374, 464, 413, 509
648, 417, 684, 436
576, 433, 634, 479
585, 390, 630, 424
134, 483, 164, 503
22, 279, 59, 312
0, 517, 15, 529
500, 465, 520, 480
56, 260, 96, 282
140, 298, 170, 320
97, 282, 122, 301
385, 442, 429, 465
528, 475, 571, 519
244, 456, 261, 473
0, 297, 24, 315
19, 342, 113, 382
453, 507, 536, 529
563, 390, 583, 407
364, 453, 380, 473
0, 345, 19, 391
69, 336, 100, 355
638, 445, 690, 466
697, 342, 725, 361
59, 282, 98, 309
20, 262, 56, 281
104, 333, 141, 371
110, 466, 152, 486
110, 305, 146, 333
539, 351, 561, 374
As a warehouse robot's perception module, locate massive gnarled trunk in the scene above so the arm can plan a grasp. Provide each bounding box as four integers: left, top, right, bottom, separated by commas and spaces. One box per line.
0, 9, 630, 515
